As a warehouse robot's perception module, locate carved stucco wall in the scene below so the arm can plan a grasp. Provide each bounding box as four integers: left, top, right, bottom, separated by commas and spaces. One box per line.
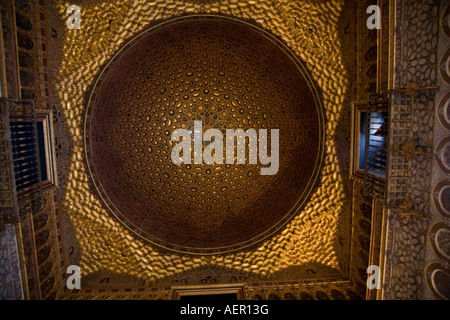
0, 225, 23, 300
424, 0, 450, 300
382, 0, 450, 300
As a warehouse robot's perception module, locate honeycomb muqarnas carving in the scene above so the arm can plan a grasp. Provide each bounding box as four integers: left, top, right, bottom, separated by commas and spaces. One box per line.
52, 0, 351, 285
84, 15, 325, 255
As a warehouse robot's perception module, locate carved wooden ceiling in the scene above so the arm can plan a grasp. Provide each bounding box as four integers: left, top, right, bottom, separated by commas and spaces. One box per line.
47, 0, 354, 294
2, 0, 447, 301
84, 15, 324, 255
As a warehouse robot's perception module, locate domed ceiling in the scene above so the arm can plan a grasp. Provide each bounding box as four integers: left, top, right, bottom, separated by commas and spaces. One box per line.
84, 15, 325, 254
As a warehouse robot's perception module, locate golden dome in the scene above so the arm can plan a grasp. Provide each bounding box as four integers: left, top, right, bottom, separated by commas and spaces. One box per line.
84, 15, 325, 254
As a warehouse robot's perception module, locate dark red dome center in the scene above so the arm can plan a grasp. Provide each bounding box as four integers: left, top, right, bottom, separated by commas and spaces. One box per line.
84, 15, 324, 254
